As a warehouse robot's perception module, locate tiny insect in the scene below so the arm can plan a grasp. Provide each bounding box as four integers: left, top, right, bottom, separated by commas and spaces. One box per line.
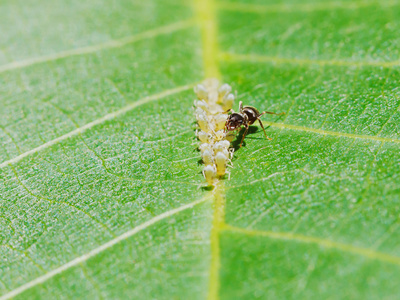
225, 101, 284, 148
203, 164, 217, 185
215, 151, 230, 179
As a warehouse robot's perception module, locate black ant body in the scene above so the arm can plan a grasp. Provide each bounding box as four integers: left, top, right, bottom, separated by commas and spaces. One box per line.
225, 101, 284, 148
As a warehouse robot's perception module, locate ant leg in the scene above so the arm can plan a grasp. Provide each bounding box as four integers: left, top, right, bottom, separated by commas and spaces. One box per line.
258, 118, 272, 141
259, 111, 285, 117
239, 125, 249, 148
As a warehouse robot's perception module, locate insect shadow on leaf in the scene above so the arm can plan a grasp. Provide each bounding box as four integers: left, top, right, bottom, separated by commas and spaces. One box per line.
231, 126, 259, 151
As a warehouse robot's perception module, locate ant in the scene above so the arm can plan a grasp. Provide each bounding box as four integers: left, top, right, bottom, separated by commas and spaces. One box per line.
225, 101, 285, 148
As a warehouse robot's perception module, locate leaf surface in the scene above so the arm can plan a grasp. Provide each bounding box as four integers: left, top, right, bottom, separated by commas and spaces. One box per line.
1, 0, 400, 299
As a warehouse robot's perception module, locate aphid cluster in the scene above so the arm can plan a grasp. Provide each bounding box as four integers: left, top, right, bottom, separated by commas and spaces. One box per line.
194, 79, 235, 186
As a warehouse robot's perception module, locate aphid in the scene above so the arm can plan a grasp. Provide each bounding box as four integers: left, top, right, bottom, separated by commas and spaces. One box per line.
208, 90, 219, 104
221, 93, 235, 111
213, 140, 230, 154
195, 107, 207, 117
214, 146, 234, 167
215, 152, 230, 179
203, 164, 217, 185
197, 113, 214, 133
213, 114, 228, 131
218, 83, 232, 97
194, 84, 208, 100
199, 143, 213, 154
225, 101, 284, 148
213, 129, 226, 141
196, 130, 213, 144
218, 148, 234, 166
194, 99, 209, 111
202, 149, 214, 165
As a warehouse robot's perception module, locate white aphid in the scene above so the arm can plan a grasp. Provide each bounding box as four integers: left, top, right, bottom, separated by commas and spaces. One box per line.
220, 148, 230, 158
197, 114, 214, 133
194, 99, 209, 111
199, 143, 213, 154
215, 152, 230, 178
202, 149, 214, 165
213, 114, 228, 131
222, 93, 235, 111
194, 84, 208, 100
203, 164, 217, 185
218, 83, 232, 99
215, 148, 233, 168
208, 90, 219, 104
196, 130, 213, 144
195, 107, 207, 116
213, 140, 230, 153
207, 103, 224, 115
214, 130, 226, 141
203, 78, 219, 90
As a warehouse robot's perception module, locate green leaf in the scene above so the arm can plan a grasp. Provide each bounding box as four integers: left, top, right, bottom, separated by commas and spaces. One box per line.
1, 0, 400, 299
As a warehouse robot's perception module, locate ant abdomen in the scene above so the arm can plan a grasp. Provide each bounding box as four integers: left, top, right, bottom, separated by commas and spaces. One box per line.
242, 106, 260, 125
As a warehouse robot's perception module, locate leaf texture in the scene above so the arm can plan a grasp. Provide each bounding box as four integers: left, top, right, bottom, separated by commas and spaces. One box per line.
1, 0, 400, 299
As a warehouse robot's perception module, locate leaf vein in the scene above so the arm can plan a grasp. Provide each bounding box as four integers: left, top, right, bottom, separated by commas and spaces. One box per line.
0, 20, 195, 75
0, 196, 211, 300
220, 52, 400, 68
217, 0, 400, 14
223, 224, 400, 266
264, 121, 400, 143
9, 165, 115, 238
0, 84, 194, 169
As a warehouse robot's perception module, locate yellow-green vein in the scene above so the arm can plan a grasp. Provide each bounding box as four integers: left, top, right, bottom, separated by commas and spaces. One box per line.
0, 196, 212, 300
0, 20, 195, 74
0, 84, 195, 169
194, 0, 225, 298
217, 0, 400, 14
223, 224, 400, 267
220, 52, 400, 69
263, 121, 400, 144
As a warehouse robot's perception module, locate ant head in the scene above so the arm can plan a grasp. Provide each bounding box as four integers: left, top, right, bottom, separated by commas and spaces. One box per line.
225, 113, 245, 131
